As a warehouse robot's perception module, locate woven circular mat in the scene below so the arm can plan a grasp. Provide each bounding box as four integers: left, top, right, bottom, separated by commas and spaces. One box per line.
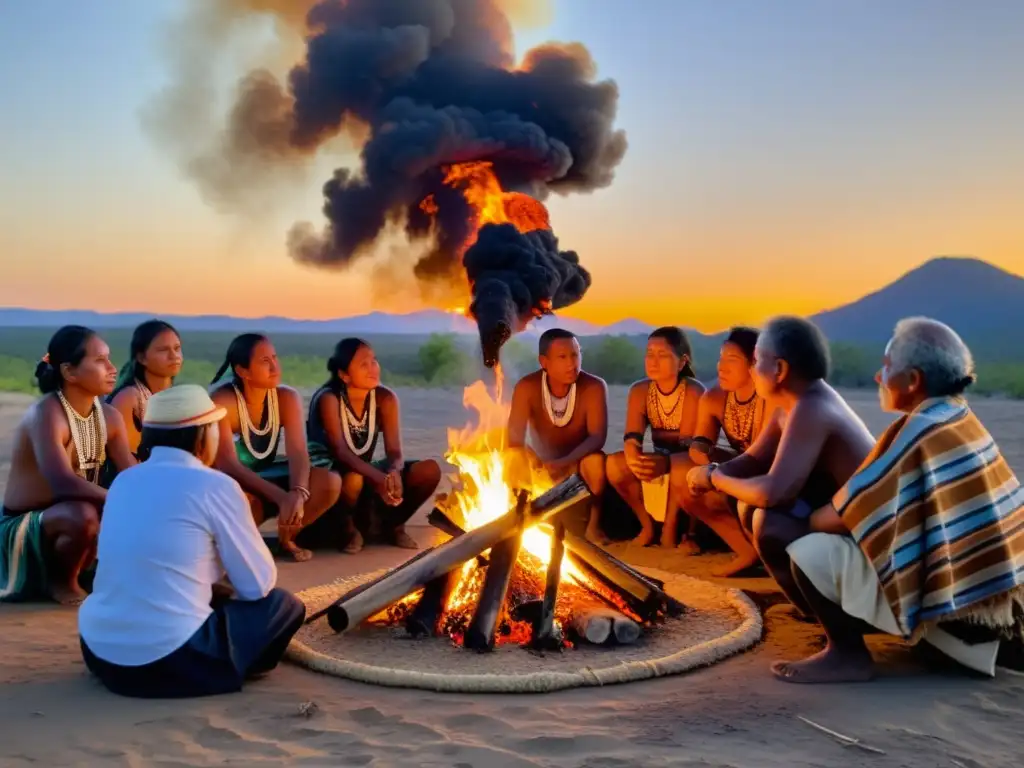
287, 567, 763, 693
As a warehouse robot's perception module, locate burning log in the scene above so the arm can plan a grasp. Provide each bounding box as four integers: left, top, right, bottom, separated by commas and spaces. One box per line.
324, 474, 592, 633
529, 521, 565, 651
425, 504, 679, 624
571, 608, 641, 646
405, 571, 457, 639
464, 492, 527, 651
426, 507, 489, 567
561, 531, 686, 620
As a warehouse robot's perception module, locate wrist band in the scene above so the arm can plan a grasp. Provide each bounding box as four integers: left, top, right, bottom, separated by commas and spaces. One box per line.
293, 485, 311, 501
691, 437, 713, 455
623, 431, 645, 446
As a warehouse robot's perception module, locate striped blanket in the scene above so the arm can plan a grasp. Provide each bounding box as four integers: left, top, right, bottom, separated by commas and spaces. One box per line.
834, 396, 1024, 639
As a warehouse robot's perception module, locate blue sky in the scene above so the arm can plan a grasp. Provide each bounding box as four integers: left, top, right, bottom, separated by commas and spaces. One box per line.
2, 1, 1023, 330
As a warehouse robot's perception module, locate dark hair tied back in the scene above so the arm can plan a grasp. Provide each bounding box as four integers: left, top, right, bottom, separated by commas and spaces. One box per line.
724, 326, 760, 363
35, 325, 97, 395
648, 326, 696, 380
210, 333, 268, 387
325, 338, 370, 393
110, 319, 180, 402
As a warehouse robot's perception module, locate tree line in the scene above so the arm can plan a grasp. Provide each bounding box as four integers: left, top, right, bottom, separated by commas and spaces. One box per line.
1, 329, 1022, 398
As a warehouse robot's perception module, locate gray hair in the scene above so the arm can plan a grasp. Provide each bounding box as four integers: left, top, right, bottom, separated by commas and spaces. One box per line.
760, 316, 830, 381
887, 317, 976, 397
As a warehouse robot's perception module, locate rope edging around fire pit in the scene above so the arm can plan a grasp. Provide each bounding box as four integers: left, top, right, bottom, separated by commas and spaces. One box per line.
285, 568, 764, 693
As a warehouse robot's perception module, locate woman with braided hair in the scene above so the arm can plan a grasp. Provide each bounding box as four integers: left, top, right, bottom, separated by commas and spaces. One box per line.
209, 334, 341, 562
1, 326, 135, 604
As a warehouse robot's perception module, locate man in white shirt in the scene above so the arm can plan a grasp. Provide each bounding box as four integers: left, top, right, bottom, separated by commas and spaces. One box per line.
78, 385, 305, 698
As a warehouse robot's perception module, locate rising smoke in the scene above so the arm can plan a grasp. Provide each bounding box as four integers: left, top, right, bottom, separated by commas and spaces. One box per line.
149, 0, 626, 362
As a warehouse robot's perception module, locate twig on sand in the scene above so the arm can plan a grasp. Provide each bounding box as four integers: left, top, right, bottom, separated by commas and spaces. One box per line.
797, 715, 886, 755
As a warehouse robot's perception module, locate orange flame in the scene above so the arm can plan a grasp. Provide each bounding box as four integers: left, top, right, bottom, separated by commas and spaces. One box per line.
370, 364, 613, 646
443, 161, 550, 253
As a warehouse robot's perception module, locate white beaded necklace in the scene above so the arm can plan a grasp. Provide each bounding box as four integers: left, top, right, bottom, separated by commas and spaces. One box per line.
340, 388, 377, 456
233, 385, 280, 461
541, 372, 576, 428
56, 390, 107, 484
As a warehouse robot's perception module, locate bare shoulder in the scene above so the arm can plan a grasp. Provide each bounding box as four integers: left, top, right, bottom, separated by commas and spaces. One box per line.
683, 376, 706, 397
627, 378, 651, 397
20, 396, 50, 430
579, 371, 608, 392
109, 387, 135, 409
515, 371, 543, 397
34, 394, 64, 426
790, 386, 835, 428
101, 402, 126, 429
376, 386, 399, 406
700, 384, 727, 407
276, 384, 302, 405
209, 382, 234, 404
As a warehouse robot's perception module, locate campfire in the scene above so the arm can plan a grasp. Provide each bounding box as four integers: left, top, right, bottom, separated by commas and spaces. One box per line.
319, 371, 685, 652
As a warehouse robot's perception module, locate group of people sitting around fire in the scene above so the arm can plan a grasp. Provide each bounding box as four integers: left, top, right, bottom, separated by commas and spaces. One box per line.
1, 312, 1022, 696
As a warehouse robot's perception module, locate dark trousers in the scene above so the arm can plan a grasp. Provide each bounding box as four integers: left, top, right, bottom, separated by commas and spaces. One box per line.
81, 588, 306, 698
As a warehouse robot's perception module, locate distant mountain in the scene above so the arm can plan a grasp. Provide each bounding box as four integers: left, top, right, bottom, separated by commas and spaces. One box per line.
810, 257, 1024, 359
0, 307, 646, 338
3, 257, 1019, 359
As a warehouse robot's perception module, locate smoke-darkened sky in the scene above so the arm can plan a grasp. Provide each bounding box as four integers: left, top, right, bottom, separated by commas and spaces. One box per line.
2, 0, 1023, 332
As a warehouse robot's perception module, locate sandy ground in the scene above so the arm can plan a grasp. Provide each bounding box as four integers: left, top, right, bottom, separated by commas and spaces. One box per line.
2, 387, 1024, 767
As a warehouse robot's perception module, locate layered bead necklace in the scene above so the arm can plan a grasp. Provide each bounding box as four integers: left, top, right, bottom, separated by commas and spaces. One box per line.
56, 390, 107, 484
723, 390, 761, 450
340, 389, 377, 456
233, 385, 280, 461
541, 372, 576, 428
646, 380, 684, 431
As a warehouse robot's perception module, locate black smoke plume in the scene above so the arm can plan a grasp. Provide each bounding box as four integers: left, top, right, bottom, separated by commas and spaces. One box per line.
154, 0, 626, 363
466, 224, 591, 367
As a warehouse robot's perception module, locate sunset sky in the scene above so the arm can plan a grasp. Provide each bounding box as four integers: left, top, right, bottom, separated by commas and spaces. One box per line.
1, 1, 1023, 333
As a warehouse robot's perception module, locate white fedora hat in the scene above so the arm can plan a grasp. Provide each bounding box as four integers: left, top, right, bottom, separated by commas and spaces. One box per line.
142, 384, 227, 429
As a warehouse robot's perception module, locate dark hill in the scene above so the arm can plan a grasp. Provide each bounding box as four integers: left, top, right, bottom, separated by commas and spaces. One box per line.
811, 256, 1024, 360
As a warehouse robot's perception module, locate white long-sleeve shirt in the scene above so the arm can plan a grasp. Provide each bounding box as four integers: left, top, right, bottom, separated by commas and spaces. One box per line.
78, 446, 276, 666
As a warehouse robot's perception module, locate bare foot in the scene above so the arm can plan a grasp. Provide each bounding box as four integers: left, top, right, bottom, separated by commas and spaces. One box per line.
631, 525, 656, 547
342, 530, 364, 554
586, 525, 610, 546
392, 530, 419, 550
281, 541, 314, 562
712, 553, 764, 578
675, 536, 700, 555
771, 644, 875, 684
50, 583, 88, 606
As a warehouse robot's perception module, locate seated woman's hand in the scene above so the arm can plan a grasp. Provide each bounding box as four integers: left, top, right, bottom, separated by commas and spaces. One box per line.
385, 468, 404, 505
372, 473, 402, 506
278, 489, 306, 528
626, 444, 662, 482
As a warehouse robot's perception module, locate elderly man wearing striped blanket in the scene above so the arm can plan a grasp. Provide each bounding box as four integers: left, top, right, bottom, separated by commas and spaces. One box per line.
776, 317, 1024, 683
